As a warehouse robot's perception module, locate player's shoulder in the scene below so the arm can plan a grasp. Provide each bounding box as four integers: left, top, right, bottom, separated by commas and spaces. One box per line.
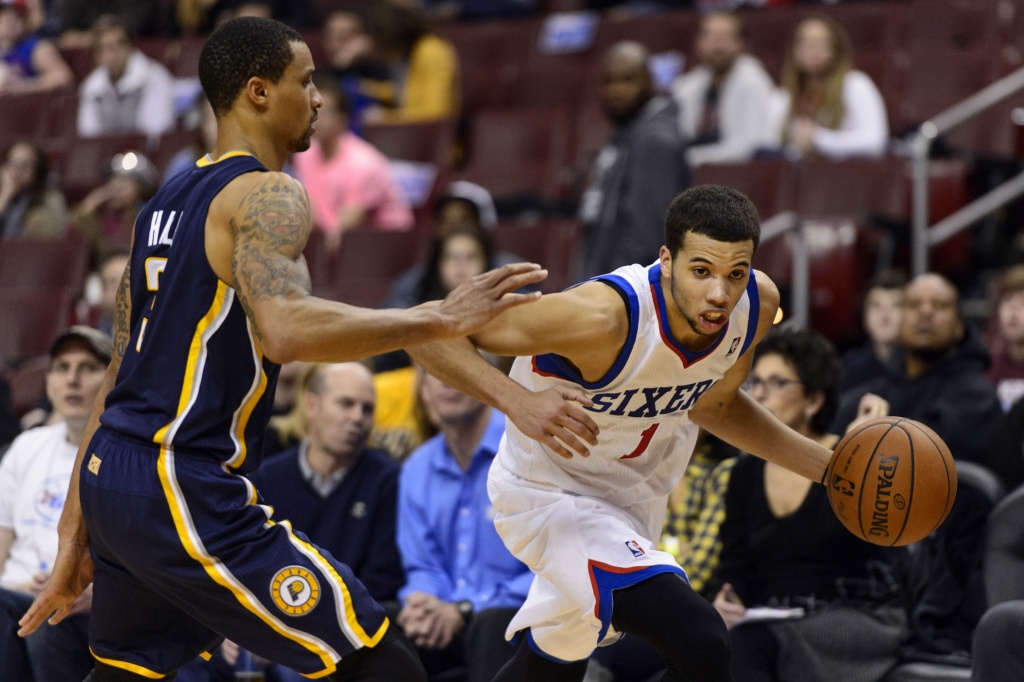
552, 279, 632, 337
219, 169, 305, 202
752, 269, 780, 313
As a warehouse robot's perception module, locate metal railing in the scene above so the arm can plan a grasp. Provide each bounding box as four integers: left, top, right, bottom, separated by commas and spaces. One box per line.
911, 66, 1024, 275
760, 211, 809, 329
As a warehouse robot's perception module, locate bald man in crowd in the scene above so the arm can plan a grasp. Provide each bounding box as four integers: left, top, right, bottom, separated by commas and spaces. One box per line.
250, 363, 405, 605
577, 40, 691, 280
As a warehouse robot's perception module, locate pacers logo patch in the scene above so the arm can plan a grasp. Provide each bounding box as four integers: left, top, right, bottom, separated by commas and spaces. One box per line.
270, 566, 320, 616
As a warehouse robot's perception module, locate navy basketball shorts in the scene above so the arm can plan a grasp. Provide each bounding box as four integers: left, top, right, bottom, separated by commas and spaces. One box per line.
79, 427, 389, 678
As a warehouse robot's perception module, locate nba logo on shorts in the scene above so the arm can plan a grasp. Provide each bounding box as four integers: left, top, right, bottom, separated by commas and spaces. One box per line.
625, 540, 645, 557
725, 337, 741, 358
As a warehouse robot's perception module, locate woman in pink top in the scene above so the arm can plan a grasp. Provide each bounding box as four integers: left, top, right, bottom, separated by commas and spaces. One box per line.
293, 76, 413, 250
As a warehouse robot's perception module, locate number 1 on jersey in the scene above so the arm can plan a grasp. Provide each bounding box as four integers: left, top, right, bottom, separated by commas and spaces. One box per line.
619, 423, 660, 460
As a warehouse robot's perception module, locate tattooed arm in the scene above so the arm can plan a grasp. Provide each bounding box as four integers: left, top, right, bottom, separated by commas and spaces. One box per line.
19, 260, 132, 636
207, 172, 548, 364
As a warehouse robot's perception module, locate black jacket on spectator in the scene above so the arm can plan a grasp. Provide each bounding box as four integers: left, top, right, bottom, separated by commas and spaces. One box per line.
248, 446, 405, 603
832, 326, 1002, 469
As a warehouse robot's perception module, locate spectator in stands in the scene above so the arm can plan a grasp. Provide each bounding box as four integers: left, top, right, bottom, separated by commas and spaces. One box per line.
0, 140, 66, 240
71, 150, 157, 262
322, 9, 390, 132
76, 16, 176, 140
264, 362, 319, 461
833, 273, 1003, 470
292, 76, 413, 252
0, 0, 71, 92
840, 268, 907, 392
420, 0, 537, 21
578, 40, 690, 280
90, 249, 129, 338
987, 264, 1024, 411
762, 16, 888, 160
716, 327, 906, 682
162, 95, 218, 185
178, 0, 311, 36
0, 326, 111, 681
672, 11, 774, 167
396, 369, 530, 682
360, 0, 460, 124
250, 363, 405, 605
58, 0, 160, 48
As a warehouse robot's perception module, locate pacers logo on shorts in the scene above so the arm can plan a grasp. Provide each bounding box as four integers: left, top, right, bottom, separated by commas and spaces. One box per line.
270, 566, 320, 616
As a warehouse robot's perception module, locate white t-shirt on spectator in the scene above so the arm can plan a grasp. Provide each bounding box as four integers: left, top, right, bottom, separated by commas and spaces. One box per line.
0, 422, 77, 587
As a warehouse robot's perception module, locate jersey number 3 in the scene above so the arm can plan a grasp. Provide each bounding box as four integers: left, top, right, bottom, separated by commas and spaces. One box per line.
619, 423, 660, 460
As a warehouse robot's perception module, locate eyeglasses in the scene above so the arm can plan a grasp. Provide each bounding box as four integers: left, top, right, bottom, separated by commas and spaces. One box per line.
742, 376, 803, 394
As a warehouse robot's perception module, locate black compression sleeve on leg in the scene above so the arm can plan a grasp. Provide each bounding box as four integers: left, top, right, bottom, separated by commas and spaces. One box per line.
491, 635, 589, 682
611, 573, 733, 682
328, 627, 427, 682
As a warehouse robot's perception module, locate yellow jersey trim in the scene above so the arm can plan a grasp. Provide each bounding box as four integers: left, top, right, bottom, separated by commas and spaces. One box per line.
196, 151, 256, 167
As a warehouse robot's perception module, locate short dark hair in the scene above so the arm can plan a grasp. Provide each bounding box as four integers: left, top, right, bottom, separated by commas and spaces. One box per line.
755, 327, 842, 435
199, 17, 304, 116
664, 185, 761, 256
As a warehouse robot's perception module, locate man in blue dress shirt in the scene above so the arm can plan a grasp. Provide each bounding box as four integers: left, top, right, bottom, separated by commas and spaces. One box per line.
396, 369, 532, 682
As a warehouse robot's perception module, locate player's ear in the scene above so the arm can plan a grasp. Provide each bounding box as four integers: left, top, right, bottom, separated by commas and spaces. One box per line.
245, 76, 270, 108
659, 245, 672, 279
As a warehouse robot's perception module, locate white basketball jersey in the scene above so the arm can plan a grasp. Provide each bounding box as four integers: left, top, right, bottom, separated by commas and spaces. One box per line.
498, 262, 760, 534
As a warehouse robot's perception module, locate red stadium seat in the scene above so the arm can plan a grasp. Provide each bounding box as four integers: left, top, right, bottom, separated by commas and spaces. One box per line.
906, 0, 1002, 52
0, 288, 74, 368
494, 219, 581, 293
6, 354, 49, 417
795, 158, 906, 220
500, 58, 593, 111
693, 159, 798, 220
593, 10, 698, 57
896, 46, 1002, 131
59, 133, 149, 204
362, 119, 457, 167
0, 234, 91, 293
319, 229, 425, 308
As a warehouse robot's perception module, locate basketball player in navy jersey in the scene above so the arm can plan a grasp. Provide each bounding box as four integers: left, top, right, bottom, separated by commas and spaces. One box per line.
19, 17, 598, 681
408, 185, 837, 681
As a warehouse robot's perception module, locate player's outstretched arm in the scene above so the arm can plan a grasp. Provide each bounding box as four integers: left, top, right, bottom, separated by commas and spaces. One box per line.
19, 260, 134, 637
689, 272, 831, 483
212, 172, 547, 363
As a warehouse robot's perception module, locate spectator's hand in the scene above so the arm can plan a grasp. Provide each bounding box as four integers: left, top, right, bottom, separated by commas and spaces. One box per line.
221, 640, 240, 666
18, 537, 93, 636
28, 572, 48, 596
78, 183, 118, 215
0, 163, 17, 203
397, 592, 434, 640
507, 385, 599, 459
791, 118, 817, 156
422, 601, 464, 650
67, 583, 93, 616
846, 393, 890, 433
331, 34, 372, 69
713, 583, 746, 629
435, 263, 547, 337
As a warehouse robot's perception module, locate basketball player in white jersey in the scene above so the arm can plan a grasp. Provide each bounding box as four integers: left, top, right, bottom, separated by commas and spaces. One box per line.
411, 185, 834, 681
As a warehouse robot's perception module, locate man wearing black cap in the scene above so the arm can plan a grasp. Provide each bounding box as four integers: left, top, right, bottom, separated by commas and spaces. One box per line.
0, 327, 111, 681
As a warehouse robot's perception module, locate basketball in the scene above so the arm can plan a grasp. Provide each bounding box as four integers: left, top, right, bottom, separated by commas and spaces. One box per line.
825, 417, 957, 546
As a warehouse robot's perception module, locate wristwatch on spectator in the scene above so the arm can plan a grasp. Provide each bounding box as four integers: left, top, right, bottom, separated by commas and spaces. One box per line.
456, 599, 474, 623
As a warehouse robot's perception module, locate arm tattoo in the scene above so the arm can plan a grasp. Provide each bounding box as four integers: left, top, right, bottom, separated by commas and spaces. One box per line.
230, 175, 313, 338
114, 262, 131, 359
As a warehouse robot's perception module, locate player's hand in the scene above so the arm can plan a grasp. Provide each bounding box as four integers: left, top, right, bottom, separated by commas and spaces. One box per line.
508, 386, 599, 459
846, 393, 890, 434
435, 263, 547, 337
713, 584, 746, 629
18, 539, 93, 637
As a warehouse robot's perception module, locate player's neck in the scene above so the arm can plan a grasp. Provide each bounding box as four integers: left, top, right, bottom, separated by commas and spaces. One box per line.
213, 119, 289, 172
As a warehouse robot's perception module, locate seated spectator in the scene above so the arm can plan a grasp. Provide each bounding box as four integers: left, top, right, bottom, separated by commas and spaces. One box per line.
833, 273, 1003, 470
988, 264, 1024, 411
396, 369, 531, 682
360, 0, 460, 124
163, 96, 218, 185
0, 326, 111, 681
579, 41, 690, 279
0, 140, 67, 240
322, 9, 389, 133
762, 16, 888, 160
292, 76, 413, 251
77, 15, 175, 140
672, 11, 774, 167
0, 0, 71, 93
249, 363, 404, 605
72, 150, 158, 262
84, 249, 130, 338
716, 327, 907, 682
841, 269, 907, 392
264, 361, 318, 459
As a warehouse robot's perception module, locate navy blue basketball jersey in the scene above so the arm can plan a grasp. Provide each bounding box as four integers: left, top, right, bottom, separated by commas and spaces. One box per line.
101, 153, 279, 473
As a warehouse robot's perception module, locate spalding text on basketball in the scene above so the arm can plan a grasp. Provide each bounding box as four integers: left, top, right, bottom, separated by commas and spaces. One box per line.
869, 454, 900, 538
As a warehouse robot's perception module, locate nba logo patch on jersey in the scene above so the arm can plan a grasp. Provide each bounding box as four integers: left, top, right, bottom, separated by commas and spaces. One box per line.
725, 336, 741, 358
625, 540, 645, 557
270, 566, 320, 616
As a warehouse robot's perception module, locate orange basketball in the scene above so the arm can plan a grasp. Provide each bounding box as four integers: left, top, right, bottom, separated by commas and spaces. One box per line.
825, 417, 957, 546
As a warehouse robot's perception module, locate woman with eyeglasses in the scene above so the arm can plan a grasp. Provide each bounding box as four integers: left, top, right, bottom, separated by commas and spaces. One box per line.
714, 327, 908, 682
